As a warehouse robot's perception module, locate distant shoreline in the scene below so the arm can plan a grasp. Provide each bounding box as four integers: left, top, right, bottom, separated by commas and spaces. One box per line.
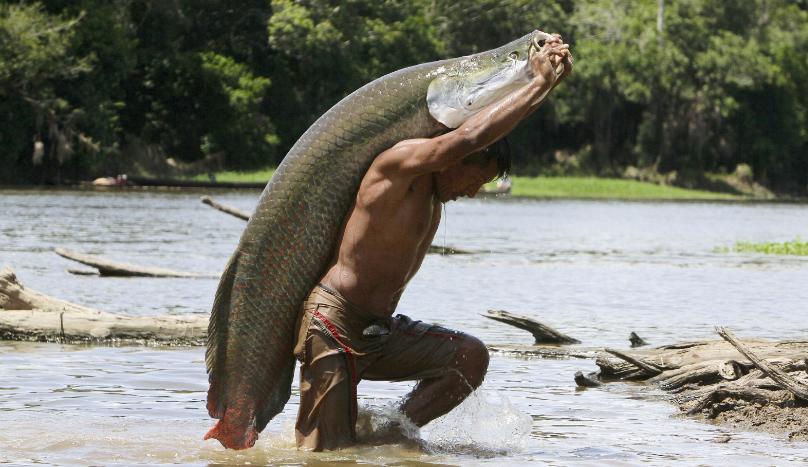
3, 172, 806, 203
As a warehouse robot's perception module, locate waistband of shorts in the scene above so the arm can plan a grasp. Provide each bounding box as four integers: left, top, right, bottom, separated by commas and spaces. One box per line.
310, 283, 380, 323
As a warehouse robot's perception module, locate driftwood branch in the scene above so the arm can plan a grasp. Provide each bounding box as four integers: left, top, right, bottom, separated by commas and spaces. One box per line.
647, 359, 747, 390
484, 310, 580, 344
605, 348, 664, 376
200, 195, 250, 221
55, 248, 214, 278
717, 327, 808, 402
0, 266, 207, 345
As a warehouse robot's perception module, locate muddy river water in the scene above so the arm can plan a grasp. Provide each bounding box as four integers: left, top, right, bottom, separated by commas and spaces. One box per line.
1, 188, 807, 465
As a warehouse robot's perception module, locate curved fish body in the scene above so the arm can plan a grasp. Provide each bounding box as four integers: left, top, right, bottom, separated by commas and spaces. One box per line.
205, 29, 554, 450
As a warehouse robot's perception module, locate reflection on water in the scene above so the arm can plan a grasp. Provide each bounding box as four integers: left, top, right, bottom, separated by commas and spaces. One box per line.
1, 189, 808, 465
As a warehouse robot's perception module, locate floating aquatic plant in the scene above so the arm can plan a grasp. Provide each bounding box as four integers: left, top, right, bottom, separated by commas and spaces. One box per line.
717, 238, 808, 256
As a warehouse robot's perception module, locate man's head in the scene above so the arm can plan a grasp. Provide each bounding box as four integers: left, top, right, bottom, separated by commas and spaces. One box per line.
435, 138, 511, 203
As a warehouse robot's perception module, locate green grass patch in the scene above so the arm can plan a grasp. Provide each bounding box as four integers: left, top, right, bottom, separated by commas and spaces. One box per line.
501, 176, 744, 200
186, 168, 275, 183
729, 238, 808, 256
196, 169, 743, 201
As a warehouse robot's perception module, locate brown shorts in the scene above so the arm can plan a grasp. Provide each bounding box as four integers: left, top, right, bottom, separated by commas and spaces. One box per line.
293, 284, 467, 451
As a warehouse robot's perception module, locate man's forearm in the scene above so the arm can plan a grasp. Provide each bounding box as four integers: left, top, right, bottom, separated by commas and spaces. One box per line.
455, 74, 555, 153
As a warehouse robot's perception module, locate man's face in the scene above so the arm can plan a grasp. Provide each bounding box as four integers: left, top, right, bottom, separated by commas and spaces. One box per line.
435, 157, 499, 203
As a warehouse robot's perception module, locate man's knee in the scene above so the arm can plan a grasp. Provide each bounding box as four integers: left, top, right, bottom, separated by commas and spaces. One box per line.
455, 335, 489, 389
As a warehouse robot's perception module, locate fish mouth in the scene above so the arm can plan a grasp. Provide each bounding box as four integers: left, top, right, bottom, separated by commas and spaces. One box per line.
426, 30, 556, 128
528, 30, 554, 54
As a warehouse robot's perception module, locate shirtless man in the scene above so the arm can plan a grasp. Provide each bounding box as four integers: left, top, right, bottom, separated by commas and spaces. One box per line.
293, 35, 572, 451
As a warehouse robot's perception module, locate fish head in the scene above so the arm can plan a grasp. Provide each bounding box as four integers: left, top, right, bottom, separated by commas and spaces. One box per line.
427, 30, 555, 128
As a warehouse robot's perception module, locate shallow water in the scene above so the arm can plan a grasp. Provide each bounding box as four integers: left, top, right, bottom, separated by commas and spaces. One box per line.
1, 188, 808, 465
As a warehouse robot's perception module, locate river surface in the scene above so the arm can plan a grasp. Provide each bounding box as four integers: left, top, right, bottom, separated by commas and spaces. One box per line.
1, 188, 808, 466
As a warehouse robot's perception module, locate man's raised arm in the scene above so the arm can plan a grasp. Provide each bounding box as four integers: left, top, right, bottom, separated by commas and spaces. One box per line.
376, 37, 572, 177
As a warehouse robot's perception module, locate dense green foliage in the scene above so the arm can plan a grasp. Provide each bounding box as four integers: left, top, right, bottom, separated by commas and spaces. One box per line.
1, 0, 806, 193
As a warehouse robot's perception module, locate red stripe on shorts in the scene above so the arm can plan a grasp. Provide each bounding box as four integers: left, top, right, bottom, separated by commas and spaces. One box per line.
313, 309, 359, 387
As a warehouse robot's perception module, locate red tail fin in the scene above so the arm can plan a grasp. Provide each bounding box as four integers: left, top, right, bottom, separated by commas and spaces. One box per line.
203, 407, 259, 450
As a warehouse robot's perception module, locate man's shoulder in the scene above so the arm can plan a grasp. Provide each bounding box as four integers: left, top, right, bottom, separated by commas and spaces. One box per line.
377, 138, 433, 161
371, 138, 433, 175
360, 147, 433, 204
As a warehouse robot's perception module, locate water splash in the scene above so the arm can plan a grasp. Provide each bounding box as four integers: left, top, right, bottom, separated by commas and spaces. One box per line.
356, 388, 532, 456
422, 388, 533, 455
356, 402, 421, 446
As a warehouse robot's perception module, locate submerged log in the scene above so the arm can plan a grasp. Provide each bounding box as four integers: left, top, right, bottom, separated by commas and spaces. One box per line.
629, 331, 648, 347
0, 266, 207, 345
426, 245, 472, 255
484, 310, 580, 344
486, 343, 600, 359
575, 370, 602, 388
55, 248, 213, 278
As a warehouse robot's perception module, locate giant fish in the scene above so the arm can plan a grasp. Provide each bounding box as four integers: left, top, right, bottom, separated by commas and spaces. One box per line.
205, 30, 560, 450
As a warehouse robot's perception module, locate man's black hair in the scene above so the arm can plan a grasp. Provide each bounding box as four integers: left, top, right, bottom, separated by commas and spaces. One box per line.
463, 137, 511, 180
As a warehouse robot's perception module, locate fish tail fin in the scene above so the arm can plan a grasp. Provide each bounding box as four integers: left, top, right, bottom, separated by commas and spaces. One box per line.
203, 406, 259, 450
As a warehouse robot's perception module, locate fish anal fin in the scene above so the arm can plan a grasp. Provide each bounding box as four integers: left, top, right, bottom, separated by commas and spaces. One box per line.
205, 252, 239, 419
255, 355, 296, 432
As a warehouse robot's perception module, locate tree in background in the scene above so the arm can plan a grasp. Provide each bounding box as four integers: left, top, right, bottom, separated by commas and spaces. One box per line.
123, 0, 278, 170
0, 0, 805, 193
568, 0, 807, 190
0, 2, 91, 183
267, 0, 443, 159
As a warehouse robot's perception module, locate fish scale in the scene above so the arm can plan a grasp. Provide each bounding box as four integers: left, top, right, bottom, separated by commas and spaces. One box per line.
204, 30, 545, 450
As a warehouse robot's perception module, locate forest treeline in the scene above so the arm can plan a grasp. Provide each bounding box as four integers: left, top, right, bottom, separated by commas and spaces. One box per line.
1, 0, 806, 193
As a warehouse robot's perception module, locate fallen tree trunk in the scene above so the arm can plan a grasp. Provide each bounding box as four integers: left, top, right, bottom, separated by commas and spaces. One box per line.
581, 328, 808, 441
0, 266, 207, 345
55, 248, 214, 278
486, 343, 600, 359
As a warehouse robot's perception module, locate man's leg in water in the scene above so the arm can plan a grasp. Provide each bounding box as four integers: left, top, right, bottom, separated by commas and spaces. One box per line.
362, 315, 490, 427
295, 332, 358, 450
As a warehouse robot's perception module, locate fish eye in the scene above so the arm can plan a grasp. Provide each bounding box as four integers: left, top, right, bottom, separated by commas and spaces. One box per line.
508, 51, 519, 60
465, 99, 473, 107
